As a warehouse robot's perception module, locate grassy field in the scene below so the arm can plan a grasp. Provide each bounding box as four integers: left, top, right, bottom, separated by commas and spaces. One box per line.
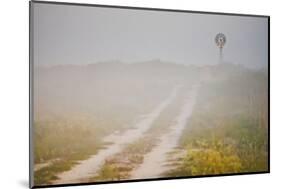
33, 110, 142, 185
33, 63, 268, 184
166, 69, 268, 177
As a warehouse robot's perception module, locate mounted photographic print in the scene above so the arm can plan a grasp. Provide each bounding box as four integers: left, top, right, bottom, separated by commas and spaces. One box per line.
29, 1, 270, 188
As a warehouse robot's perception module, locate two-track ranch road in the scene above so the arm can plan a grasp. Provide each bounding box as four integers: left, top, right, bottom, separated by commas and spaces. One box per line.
130, 85, 198, 179
54, 85, 182, 184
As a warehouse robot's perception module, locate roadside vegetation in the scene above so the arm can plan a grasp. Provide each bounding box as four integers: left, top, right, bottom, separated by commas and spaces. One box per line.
33, 110, 143, 185
166, 68, 268, 177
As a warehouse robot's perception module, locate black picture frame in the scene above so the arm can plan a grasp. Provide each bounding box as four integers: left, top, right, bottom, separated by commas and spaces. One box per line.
29, 1, 270, 188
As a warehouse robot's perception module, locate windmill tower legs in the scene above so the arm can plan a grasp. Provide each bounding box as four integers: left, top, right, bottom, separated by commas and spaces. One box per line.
219, 47, 223, 64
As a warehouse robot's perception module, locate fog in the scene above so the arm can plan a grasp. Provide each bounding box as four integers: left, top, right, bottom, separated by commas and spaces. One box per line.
34, 61, 198, 120
33, 3, 268, 69
33, 60, 268, 185
31, 2, 268, 186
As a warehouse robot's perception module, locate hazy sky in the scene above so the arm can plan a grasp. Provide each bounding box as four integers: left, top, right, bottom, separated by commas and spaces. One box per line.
32, 2, 268, 69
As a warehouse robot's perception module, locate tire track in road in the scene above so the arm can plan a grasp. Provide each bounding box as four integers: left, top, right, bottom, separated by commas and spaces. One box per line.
130, 85, 199, 179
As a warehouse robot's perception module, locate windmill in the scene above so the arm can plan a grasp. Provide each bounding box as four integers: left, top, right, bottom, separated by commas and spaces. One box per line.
215, 33, 226, 63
